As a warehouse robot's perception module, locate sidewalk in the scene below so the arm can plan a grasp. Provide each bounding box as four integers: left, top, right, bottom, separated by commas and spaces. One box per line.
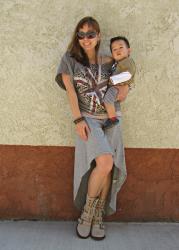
0, 221, 179, 250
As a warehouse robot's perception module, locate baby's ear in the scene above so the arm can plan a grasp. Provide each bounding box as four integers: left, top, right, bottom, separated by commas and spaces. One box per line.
128, 48, 131, 55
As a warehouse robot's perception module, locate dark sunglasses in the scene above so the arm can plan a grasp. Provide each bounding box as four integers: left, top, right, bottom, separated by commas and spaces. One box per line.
77, 31, 97, 40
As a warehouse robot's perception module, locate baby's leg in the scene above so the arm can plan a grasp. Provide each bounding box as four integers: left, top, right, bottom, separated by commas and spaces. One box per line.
103, 86, 119, 118
103, 86, 119, 129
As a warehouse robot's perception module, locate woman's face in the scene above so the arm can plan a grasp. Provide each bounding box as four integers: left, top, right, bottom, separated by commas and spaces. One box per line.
77, 23, 100, 53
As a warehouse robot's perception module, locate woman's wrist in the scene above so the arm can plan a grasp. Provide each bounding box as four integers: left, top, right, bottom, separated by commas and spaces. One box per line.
73, 116, 85, 125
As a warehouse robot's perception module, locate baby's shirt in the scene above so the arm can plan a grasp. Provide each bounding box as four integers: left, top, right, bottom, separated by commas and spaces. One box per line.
110, 57, 136, 89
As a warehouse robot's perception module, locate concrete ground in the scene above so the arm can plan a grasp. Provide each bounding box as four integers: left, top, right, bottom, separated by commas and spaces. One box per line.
0, 221, 179, 250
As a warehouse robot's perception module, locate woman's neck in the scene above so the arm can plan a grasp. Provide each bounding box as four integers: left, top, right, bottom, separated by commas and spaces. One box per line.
86, 50, 97, 64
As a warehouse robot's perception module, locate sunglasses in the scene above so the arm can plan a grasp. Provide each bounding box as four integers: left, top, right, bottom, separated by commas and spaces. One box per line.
77, 31, 97, 40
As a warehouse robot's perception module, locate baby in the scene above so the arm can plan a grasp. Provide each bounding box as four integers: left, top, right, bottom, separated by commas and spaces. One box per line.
103, 36, 136, 129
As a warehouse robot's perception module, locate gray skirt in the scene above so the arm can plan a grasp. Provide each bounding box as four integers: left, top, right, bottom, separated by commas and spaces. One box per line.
73, 116, 127, 216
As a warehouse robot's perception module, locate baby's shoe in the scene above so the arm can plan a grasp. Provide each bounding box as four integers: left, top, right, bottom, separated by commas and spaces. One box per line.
103, 117, 119, 129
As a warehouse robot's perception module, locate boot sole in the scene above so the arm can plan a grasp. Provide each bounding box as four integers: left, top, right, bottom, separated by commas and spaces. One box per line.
91, 234, 106, 240
76, 224, 91, 239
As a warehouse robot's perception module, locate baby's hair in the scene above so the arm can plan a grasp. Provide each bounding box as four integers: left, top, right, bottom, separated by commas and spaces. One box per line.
110, 36, 130, 52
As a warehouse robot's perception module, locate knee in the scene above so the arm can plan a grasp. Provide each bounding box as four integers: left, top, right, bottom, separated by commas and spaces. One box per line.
96, 154, 113, 176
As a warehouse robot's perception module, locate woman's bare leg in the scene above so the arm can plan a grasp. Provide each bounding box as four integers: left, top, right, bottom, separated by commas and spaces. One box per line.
77, 154, 113, 239
99, 172, 112, 199
89, 162, 112, 240
87, 154, 113, 198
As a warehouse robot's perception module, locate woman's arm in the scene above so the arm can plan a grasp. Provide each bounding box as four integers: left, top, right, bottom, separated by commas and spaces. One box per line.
62, 73, 81, 119
100, 57, 129, 102
62, 73, 90, 141
101, 55, 113, 64
116, 84, 130, 102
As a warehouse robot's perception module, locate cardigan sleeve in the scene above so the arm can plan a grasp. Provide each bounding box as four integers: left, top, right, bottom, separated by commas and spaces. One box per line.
55, 51, 74, 90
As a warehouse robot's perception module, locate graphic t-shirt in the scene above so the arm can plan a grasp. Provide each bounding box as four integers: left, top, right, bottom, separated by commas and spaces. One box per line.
55, 51, 121, 117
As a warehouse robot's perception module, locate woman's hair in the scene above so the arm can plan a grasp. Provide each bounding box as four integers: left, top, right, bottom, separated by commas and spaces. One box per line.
68, 16, 100, 67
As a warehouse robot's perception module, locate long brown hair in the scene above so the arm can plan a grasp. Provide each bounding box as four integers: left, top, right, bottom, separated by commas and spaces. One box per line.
68, 16, 100, 67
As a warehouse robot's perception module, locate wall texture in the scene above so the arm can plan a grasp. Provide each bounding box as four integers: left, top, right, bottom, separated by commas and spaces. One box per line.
0, 0, 179, 221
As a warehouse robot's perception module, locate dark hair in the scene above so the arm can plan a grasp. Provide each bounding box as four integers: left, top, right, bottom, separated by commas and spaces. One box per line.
110, 36, 130, 52
68, 16, 100, 67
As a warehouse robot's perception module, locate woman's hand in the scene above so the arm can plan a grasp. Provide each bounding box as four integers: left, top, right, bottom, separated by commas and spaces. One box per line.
116, 84, 129, 102
75, 120, 91, 141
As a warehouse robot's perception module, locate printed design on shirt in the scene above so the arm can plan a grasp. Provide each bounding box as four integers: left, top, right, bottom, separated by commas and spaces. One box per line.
74, 65, 110, 114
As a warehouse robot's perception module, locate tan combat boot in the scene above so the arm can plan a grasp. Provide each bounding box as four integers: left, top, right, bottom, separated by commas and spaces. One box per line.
76, 194, 99, 239
91, 198, 106, 240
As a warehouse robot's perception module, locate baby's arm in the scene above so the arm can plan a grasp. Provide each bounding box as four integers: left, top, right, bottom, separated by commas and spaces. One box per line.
110, 71, 132, 85
117, 57, 136, 74
110, 57, 136, 88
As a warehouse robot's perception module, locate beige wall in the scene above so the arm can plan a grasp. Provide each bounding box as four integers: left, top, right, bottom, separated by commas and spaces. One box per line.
0, 0, 179, 148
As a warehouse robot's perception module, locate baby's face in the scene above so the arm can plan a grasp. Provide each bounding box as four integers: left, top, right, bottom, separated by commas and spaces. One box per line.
111, 40, 131, 61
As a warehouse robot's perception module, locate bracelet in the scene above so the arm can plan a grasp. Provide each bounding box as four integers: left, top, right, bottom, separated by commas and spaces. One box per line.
73, 116, 85, 124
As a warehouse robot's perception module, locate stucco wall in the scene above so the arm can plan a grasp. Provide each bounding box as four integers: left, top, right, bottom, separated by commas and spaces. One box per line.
1, 0, 179, 148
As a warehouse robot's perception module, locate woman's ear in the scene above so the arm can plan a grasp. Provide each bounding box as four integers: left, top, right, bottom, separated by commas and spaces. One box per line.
98, 32, 101, 41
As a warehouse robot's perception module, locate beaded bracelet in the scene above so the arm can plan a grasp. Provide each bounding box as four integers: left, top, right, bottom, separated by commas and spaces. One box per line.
73, 116, 85, 124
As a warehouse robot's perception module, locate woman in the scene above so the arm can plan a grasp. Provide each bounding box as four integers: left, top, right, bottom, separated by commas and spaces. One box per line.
55, 16, 129, 240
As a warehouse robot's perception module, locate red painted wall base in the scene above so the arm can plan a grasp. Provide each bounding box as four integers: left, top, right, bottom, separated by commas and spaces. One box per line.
0, 145, 178, 221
